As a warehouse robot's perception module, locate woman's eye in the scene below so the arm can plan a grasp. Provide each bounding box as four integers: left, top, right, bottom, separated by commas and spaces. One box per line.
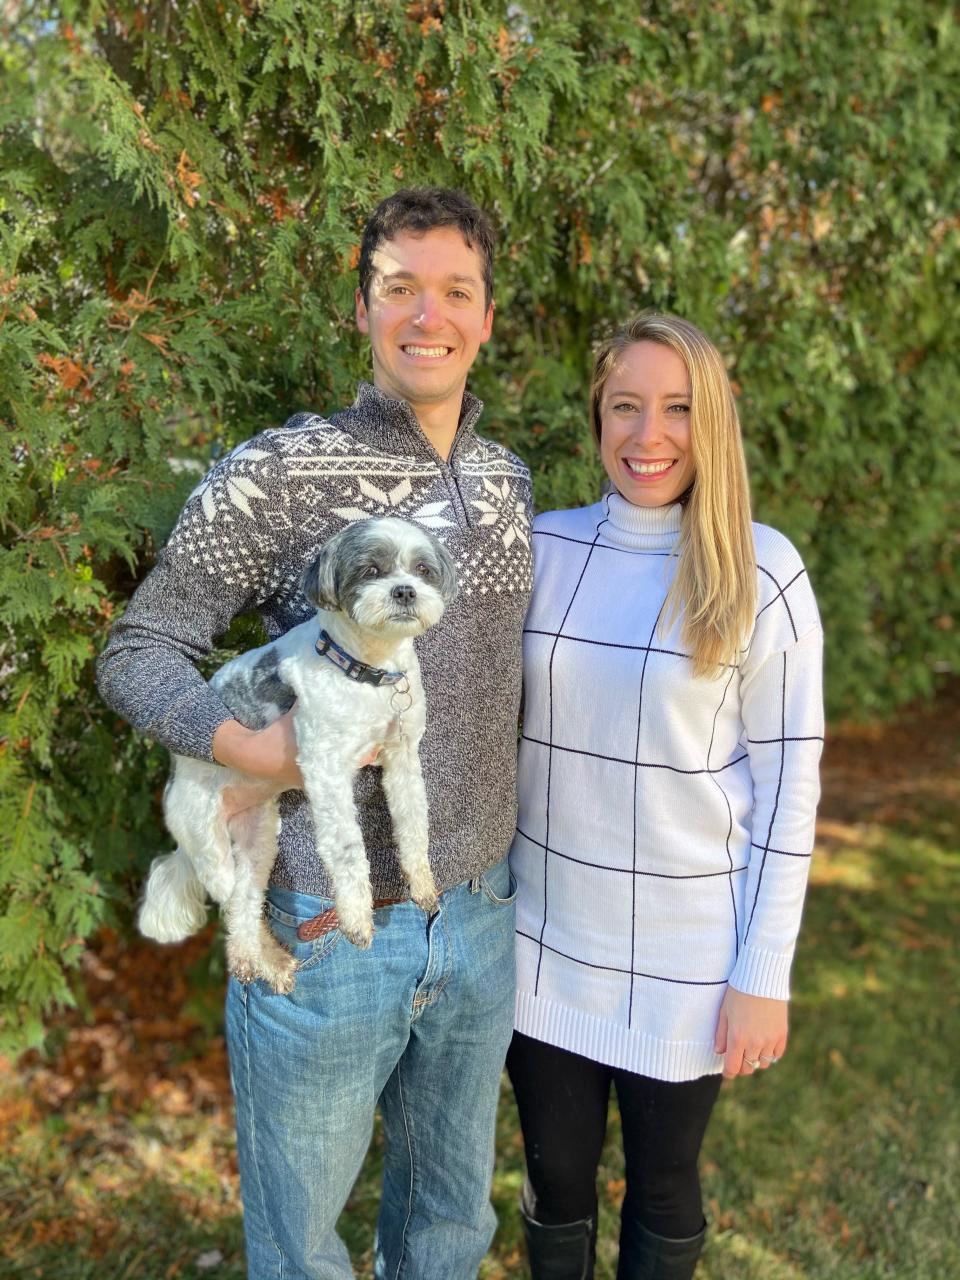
667, 403, 691, 414
613, 402, 638, 413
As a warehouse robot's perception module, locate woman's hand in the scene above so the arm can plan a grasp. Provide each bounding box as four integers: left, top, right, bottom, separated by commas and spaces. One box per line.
714, 985, 788, 1079
212, 709, 304, 791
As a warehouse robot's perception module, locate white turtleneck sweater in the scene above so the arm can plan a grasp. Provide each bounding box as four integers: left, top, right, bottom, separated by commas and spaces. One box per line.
511, 494, 824, 1082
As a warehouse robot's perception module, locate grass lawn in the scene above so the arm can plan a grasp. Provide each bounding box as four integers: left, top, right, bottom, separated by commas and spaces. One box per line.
2, 690, 957, 1279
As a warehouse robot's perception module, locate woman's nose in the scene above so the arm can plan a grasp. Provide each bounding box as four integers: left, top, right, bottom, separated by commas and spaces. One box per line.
631, 411, 663, 445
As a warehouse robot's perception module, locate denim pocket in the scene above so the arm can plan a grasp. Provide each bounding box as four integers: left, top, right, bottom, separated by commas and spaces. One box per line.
479, 860, 518, 907
263, 897, 342, 973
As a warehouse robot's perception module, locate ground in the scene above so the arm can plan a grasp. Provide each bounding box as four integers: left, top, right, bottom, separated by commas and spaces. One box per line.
2, 686, 958, 1279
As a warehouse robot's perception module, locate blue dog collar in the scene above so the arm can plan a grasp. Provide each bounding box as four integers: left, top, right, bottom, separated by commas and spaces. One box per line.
315, 629, 406, 688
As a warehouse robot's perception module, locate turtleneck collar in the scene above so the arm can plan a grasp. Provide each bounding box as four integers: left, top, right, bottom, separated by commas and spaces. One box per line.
328, 381, 484, 466
600, 490, 683, 552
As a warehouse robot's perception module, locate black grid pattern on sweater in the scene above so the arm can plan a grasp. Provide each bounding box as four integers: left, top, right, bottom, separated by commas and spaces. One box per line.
523, 508, 823, 1023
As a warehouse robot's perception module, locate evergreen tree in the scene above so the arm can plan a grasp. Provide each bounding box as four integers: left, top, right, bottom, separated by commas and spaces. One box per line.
1, 0, 957, 1048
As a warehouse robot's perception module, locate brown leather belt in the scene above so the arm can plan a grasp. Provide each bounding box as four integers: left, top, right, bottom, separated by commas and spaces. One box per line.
297, 898, 406, 941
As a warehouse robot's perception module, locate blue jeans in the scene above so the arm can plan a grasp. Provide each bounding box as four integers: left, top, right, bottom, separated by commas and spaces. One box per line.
225, 857, 517, 1279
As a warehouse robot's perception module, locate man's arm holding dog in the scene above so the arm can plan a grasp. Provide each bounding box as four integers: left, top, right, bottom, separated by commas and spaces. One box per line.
211, 713, 302, 785
97, 433, 295, 778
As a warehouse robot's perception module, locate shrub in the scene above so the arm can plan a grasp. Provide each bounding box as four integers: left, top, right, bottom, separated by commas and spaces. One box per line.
1, 0, 957, 1048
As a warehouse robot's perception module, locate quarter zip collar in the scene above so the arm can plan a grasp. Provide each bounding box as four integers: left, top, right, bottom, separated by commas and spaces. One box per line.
330, 381, 484, 467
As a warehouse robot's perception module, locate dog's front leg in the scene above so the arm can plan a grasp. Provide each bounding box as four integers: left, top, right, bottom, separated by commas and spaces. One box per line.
379, 739, 438, 914
300, 758, 374, 948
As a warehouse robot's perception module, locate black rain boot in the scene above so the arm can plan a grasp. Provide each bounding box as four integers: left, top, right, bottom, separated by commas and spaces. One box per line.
616, 1218, 706, 1280
520, 1184, 597, 1279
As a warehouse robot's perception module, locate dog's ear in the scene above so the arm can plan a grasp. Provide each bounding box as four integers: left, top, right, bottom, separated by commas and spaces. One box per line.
432, 536, 459, 605
301, 536, 341, 611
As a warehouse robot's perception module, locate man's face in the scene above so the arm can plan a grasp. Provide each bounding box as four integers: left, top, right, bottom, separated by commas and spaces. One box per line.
355, 227, 494, 420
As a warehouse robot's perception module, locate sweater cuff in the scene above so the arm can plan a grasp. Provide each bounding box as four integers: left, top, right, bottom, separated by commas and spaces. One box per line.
727, 943, 795, 1001
157, 693, 237, 763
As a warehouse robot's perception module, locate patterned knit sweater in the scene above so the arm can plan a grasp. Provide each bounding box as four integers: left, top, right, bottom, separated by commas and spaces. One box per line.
97, 382, 533, 898
512, 494, 823, 1082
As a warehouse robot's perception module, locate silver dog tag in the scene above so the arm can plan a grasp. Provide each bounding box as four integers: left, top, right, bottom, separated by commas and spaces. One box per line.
389, 677, 414, 741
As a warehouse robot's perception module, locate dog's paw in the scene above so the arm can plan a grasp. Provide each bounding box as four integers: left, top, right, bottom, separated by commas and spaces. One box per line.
251, 922, 298, 993
227, 951, 258, 985
334, 891, 374, 950
262, 954, 298, 994
340, 922, 374, 950
407, 867, 439, 915
411, 889, 439, 914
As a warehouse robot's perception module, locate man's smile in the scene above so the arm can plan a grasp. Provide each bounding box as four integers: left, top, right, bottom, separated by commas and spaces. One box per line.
401, 344, 454, 359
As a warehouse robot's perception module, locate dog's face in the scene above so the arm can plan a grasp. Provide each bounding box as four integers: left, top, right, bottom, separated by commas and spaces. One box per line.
301, 518, 458, 636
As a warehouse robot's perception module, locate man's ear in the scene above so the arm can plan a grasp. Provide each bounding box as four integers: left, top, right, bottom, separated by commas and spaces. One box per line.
355, 286, 369, 334
479, 299, 494, 345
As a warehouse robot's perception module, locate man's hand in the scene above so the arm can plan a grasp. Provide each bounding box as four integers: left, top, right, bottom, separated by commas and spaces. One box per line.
212, 710, 381, 791
714, 984, 788, 1078
212, 709, 304, 791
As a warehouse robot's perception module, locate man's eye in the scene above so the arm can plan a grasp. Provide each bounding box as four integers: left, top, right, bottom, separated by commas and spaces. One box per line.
362, 565, 380, 578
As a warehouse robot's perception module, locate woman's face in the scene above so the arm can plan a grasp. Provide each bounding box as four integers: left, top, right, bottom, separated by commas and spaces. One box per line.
599, 341, 695, 508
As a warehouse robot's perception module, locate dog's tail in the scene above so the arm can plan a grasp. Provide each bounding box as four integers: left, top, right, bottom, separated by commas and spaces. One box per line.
137, 848, 209, 943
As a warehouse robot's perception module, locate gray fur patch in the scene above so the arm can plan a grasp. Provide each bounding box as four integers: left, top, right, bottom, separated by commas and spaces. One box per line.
215, 648, 296, 730
337, 530, 403, 616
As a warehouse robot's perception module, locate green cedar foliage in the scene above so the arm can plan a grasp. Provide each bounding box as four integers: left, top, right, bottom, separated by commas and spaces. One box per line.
1, 1, 957, 1047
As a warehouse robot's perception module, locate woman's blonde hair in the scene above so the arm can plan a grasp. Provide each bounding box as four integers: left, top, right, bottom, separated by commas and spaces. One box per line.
589, 312, 756, 677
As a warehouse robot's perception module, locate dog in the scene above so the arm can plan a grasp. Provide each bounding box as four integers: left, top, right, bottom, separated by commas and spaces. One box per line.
136, 517, 457, 993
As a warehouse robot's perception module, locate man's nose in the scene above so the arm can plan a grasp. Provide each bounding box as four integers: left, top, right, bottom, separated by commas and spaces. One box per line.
414, 293, 445, 330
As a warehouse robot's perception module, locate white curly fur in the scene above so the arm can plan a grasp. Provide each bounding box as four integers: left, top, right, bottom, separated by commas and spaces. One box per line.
137, 518, 456, 993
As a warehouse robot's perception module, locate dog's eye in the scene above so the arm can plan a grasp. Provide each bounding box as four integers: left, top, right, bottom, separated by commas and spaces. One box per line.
415, 562, 434, 579
362, 565, 380, 579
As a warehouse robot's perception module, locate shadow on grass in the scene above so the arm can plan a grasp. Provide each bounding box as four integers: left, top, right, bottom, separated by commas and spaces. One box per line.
4, 690, 958, 1279
1, 1148, 245, 1279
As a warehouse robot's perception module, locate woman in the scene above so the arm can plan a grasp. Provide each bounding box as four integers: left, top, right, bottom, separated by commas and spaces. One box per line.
508, 313, 823, 1279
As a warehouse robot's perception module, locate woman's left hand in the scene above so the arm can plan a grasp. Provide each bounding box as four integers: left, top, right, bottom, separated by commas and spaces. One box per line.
714, 985, 788, 1079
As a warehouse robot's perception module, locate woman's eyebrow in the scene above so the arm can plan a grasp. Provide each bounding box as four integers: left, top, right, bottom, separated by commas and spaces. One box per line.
605, 388, 690, 398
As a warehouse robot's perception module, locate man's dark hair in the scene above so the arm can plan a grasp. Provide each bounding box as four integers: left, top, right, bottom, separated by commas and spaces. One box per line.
358, 188, 496, 308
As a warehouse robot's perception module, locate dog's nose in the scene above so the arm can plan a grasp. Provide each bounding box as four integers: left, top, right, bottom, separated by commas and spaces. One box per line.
392, 584, 417, 603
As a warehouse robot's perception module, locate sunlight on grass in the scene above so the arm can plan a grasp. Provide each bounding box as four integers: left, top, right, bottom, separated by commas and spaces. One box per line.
2, 710, 958, 1278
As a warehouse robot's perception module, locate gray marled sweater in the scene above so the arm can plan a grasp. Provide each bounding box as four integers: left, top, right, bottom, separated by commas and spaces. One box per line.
97, 382, 533, 898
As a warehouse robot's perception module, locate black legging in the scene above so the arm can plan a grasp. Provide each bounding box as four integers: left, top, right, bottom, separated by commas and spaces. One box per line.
506, 1031, 722, 1241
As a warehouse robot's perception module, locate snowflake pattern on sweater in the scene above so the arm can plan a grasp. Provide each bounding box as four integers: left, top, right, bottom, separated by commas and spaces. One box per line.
98, 383, 532, 899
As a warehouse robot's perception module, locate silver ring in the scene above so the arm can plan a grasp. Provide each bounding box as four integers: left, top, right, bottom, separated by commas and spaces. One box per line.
744, 1057, 761, 1069
759, 1054, 779, 1064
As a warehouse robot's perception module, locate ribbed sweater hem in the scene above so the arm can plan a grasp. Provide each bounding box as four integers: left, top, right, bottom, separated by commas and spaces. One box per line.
515, 990, 723, 1084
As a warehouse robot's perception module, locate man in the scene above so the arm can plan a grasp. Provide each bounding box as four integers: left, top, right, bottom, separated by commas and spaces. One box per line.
97, 188, 532, 1278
